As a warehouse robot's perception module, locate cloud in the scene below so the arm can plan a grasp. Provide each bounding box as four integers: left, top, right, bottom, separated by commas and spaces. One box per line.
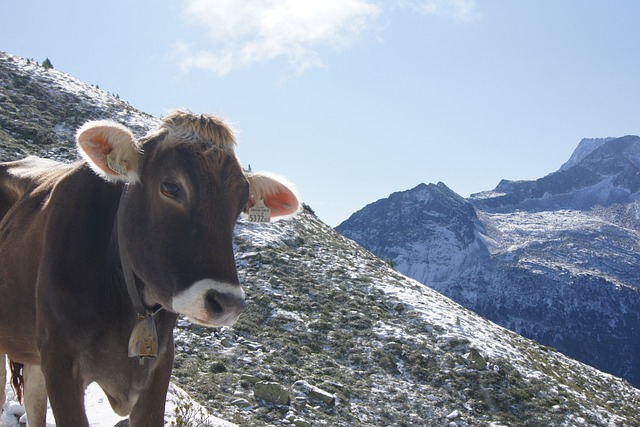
170, 0, 480, 76
408, 0, 480, 21
171, 0, 381, 76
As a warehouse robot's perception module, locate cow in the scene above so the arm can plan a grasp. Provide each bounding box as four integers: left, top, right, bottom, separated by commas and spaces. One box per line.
0, 110, 300, 426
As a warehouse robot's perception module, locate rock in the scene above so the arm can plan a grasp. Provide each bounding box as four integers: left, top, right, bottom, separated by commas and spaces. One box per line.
240, 374, 261, 385
246, 342, 264, 351
446, 410, 460, 419
467, 348, 487, 370
254, 381, 290, 405
209, 361, 227, 373
293, 418, 312, 427
292, 380, 336, 406
231, 398, 252, 409
385, 341, 403, 352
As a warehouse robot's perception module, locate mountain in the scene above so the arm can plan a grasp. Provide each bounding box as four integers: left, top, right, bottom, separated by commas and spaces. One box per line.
559, 137, 616, 171
0, 52, 157, 162
338, 182, 490, 287
337, 135, 640, 390
470, 135, 640, 213
2, 50, 640, 426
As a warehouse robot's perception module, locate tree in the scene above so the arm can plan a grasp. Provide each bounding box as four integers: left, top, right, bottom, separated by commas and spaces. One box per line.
42, 58, 53, 70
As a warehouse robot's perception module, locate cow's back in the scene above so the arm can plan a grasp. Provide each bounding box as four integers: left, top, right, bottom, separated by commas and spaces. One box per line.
0, 157, 72, 219
0, 157, 74, 363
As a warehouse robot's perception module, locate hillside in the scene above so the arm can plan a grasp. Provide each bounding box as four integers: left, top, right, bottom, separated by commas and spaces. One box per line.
1, 50, 639, 426
0, 51, 157, 162
337, 137, 640, 389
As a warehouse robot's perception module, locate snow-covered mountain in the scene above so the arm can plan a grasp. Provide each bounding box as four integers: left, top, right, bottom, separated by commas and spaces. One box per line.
337, 135, 640, 390
559, 137, 616, 171
337, 182, 490, 287
470, 135, 640, 212
2, 50, 640, 426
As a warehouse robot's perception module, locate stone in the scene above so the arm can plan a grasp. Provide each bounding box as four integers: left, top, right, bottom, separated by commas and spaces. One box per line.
231, 398, 252, 409
467, 348, 487, 370
293, 380, 335, 406
254, 381, 290, 405
240, 374, 260, 385
446, 410, 460, 419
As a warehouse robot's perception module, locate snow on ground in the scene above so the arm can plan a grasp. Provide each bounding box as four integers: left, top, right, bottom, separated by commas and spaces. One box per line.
1, 375, 237, 427
1, 381, 124, 427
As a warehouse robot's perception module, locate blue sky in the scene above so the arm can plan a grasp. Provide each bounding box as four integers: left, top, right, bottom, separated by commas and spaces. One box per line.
2, 1, 639, 226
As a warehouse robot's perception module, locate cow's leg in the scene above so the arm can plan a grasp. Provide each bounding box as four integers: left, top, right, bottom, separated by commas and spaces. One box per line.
128, 354, 174, 427
23, 364, 47, 427
0, 354, 6, 411
41, 354, 89, 427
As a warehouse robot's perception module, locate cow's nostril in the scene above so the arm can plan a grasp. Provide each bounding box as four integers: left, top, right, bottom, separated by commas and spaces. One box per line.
173, 280, 245, 326
205, 290, 224, 314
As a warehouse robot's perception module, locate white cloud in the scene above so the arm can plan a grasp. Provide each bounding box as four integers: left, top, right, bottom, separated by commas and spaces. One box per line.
172, 0, 381, 76
170, 0, 480, 76
412, 0, 480, 21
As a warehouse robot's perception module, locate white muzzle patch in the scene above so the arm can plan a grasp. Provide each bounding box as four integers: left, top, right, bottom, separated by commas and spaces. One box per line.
171, 279, 245, 327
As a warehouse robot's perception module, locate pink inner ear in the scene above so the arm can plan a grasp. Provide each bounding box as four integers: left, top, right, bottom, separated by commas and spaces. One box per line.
93, 135, 113, 155
263, 188, 300, 217
245, 173, 300, 218
79, 132, 115, 176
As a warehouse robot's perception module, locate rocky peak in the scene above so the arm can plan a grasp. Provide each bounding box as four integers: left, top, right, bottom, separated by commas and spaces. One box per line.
337, 182, 489, 286
470, 135, 640, 212
560, 137, 615, 171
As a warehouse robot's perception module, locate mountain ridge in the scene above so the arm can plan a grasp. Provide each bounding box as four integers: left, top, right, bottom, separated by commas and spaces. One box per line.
337, 134, 640, 389
470, 135, 640, 213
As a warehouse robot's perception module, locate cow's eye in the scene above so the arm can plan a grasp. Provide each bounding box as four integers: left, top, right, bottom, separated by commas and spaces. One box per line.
161, 181, 181, 199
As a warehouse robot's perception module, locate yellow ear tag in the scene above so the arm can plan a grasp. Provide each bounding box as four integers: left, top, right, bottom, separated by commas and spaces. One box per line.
128, 315, 158, 363
248, 198, 271, 223
107, 152, 128, 177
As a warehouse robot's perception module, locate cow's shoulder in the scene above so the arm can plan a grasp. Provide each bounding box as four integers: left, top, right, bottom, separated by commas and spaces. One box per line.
0, 157, 74, 219
1, 157, 73, 198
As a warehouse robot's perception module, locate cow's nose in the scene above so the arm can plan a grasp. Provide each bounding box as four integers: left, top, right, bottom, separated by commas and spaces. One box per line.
205, 287, 245, 325
171, 279, 245, 327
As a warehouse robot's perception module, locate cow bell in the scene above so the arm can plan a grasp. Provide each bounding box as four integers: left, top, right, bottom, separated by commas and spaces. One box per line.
128, 315, 158, 363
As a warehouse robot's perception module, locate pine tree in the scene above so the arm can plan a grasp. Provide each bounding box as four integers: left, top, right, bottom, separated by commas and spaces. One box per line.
42, 58, 53, 70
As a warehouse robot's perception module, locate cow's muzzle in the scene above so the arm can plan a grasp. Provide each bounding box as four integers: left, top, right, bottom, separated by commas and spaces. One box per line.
171, 279, 245, 327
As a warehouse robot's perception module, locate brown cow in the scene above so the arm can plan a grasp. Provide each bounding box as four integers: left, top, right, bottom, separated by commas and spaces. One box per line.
0, 111, 300, 426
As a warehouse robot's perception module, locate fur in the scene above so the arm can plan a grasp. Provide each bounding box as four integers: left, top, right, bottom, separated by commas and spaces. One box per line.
159, 110, 237, 152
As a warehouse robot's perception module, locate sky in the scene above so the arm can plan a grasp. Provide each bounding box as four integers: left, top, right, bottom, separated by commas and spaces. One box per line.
1, 0, 639, 226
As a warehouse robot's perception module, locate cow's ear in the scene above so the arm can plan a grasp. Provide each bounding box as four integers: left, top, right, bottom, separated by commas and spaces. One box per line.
246, 172, 301, 219
76, 121, 141, 182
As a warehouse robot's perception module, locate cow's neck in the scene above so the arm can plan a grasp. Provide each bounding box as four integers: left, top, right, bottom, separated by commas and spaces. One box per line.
117, 228, 149, 317
115, 187, 164, 364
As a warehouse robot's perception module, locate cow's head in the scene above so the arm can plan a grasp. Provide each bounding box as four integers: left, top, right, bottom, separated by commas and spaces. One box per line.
76, 111, 299, 326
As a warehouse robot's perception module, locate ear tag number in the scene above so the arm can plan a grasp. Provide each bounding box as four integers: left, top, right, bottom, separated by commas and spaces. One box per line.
249, 198, 271, 223
107, 152, 128, 177
128, 315, 158, 363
